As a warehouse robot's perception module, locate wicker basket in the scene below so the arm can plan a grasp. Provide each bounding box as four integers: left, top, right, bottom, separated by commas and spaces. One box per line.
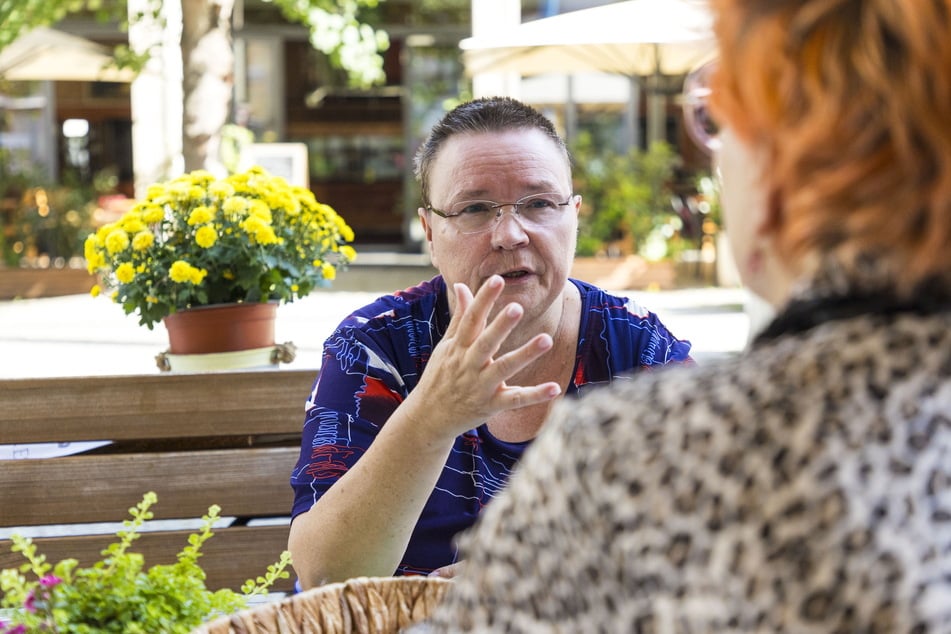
191, 576, 452, 634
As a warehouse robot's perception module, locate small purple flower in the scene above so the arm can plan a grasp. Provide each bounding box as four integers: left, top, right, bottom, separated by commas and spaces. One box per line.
39, 574, 62, 588
23, 589, 37, 613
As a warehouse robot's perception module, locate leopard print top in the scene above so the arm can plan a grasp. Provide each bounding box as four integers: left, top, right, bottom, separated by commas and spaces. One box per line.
417, 284, 951, 632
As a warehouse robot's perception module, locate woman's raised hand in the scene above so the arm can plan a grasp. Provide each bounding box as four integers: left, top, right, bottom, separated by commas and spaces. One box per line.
408, 275, 561, 441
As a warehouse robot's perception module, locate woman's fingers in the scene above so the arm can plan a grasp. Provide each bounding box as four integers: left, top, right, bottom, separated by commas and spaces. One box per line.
495, 381, 562, 411
428, 561, 466, 579
420, 275, 561, 426
449, 276, 504, 347
487, 332, 553, 382
466, 301, 524, 363
443, 281, 474, 339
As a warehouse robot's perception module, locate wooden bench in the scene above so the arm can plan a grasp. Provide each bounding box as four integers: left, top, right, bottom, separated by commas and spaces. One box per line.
0, 369, 317, 593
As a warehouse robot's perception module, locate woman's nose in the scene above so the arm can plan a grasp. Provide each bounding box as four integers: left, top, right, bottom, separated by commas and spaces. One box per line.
490, 205, 530, 248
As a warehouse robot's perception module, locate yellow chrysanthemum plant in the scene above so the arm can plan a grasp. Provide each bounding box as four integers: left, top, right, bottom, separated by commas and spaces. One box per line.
85, 167, 357, 329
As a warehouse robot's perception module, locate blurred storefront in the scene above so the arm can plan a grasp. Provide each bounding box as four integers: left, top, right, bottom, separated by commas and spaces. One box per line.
1, 1, 709, 254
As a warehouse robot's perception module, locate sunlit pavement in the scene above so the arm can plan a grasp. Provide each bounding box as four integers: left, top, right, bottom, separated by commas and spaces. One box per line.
0, 285, 754, 380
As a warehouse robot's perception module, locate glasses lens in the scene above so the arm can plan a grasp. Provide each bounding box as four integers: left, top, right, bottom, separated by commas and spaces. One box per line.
683, 59, 720, 154
517, 193, 564, 225
448, 201, 494, 233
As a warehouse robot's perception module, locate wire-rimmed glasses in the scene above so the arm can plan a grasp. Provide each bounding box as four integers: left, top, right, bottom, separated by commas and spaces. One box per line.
426, 191, 576, 235
682, 58, 720, 154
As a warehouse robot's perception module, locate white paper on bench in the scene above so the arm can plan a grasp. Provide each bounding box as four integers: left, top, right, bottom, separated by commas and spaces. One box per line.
0, 441, 112, 460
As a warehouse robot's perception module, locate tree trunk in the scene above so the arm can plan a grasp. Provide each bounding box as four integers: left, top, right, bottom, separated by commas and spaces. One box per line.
181, 0, 235, 173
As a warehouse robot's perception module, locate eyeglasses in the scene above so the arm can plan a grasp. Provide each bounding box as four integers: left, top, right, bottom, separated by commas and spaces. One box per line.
426, 192, 576, 235
682, 58, 720, 154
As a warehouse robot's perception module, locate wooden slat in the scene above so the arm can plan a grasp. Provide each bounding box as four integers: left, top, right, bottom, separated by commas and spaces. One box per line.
0, 524, 294, 592
1, 369, 313, 591
1, 447, 299, 526
0, 268, 96, 300
0, 369, 316, 444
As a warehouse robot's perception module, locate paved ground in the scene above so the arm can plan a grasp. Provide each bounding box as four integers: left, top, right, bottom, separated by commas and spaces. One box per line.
0, 284, 754, 379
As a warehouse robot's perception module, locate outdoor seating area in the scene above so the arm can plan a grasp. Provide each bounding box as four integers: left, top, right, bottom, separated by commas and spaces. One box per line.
2, 0, 950, 627
0, 0, 737, 619
0, 369, 315, 593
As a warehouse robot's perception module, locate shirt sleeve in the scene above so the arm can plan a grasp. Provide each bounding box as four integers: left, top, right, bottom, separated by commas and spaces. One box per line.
573, 286, 694, 391
289, 325, 408, 520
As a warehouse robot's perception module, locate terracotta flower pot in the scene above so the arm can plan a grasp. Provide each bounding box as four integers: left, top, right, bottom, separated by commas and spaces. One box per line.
163, 302, 277, 355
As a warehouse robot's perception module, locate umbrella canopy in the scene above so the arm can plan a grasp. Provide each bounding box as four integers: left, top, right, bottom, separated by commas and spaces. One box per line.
460, 0, 715, 79
0, 27, 135, 82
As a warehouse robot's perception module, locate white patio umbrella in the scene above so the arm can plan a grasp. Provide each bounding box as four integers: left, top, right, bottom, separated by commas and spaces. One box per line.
0, 27, 135, 82
461, 0, 713, 78
460, 0, 715, 148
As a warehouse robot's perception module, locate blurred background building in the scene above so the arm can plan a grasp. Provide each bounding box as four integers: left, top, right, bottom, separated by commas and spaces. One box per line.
0, 0, 725, 287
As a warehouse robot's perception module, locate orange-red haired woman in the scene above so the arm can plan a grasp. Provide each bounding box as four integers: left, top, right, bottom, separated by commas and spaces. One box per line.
417, 0, 951, 631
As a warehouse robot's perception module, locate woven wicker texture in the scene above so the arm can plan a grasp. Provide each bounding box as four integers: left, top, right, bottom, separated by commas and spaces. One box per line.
192, 576, 452, 634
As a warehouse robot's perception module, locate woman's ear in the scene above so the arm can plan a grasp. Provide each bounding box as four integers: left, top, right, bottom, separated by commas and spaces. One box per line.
716, 129, 795, 307
749, 186, 799, 307
417, 208, 438, 268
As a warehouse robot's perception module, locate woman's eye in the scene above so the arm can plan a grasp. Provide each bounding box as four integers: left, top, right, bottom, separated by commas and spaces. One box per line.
524, 197, 556, 210
458, 202, 492, 215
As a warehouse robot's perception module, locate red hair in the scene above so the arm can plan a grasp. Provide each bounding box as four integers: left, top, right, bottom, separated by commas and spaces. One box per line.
709, 0, 951, 291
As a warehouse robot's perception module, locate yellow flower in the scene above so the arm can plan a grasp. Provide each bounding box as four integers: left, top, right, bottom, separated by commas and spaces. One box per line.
187, 206, 215, 226
339, 222, 355, 243
115, 262, 136, 284
168, 182, 192, 200
195, 225, 218, 248
223, 197, 248, 218
90, 284, 101, 297
105, 229, 130, 255
84, 236, 105, 272
241, 216, 280, 245
132, 231, 154, 251
121, 215, 147, 234
208, 181, 235, 199
142, 204, 165, 224
186, 169, 216, 185
85, 167, 355, 330
169, 260, 207, 285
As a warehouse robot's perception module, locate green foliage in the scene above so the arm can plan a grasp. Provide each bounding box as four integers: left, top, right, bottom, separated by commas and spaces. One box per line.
0, 0, 162, 75
0, 492, 292, 634
0, 151, 101, 268
0, 0, 99, 51
415, 0, 469, 24
0, 0, 385, 86
261, 0, 389, 88
571, 135, 682, 259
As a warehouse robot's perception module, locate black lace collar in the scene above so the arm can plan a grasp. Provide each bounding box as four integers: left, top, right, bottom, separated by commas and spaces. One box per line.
753, 260, 951, 344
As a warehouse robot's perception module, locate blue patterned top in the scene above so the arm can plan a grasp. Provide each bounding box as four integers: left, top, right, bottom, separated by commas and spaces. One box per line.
290, 275, 692, 575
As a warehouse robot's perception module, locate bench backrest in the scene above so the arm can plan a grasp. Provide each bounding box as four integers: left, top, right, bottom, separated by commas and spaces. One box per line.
0, 369, 316, 592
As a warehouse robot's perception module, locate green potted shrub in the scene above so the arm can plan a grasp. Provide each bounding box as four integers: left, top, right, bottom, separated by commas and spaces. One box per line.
0, 493, 291, 633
